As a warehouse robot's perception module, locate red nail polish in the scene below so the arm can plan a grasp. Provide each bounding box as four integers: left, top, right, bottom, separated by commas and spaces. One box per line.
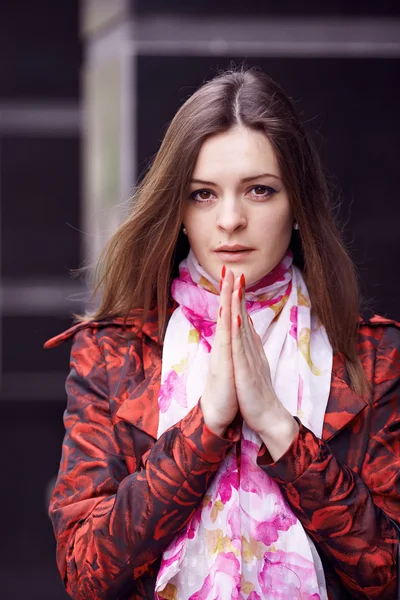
238, 287, 242, 301
221, 265, 226, 279
240, 273, 245, 288
219, 307, 223, 318
220, 279, 223, 291
237, 315, 241, 328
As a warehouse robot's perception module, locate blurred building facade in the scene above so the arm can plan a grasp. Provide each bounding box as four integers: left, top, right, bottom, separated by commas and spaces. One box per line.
0, 2, 80, 598
1, 0, 399, 597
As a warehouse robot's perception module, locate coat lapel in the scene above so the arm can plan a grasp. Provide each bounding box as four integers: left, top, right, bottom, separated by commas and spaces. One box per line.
45, 304, 368, 445
115, 357, 161, 440
115, 305, 176, 440
115, 339, 368, 444
116, 349, 368, 444
322, 353, 368, 442
45, 303, 176, 442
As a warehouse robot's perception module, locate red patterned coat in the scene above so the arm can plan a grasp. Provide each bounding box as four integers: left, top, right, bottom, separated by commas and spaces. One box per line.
45, 309, 400, 600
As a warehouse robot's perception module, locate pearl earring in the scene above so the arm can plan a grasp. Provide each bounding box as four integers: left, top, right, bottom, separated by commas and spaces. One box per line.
182, 227, 187, 235
293, 222, 299, 230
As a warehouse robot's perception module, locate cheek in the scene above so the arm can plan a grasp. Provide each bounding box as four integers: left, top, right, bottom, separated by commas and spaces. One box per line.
186, 217, 209, 252
259, 210, 292, 238
185, 207, 211, 235
275, 202, 293, 232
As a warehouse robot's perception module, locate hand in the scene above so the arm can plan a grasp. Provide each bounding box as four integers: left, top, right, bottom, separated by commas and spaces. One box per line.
230, 271, 299, 460
200, 267, 239, 436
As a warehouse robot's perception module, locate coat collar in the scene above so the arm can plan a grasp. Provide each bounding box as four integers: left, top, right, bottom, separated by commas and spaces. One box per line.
322, 352, 368, 442
46, 308, 372, 443
115, 357, 161, 440
322, 313, 400, 442
114, 344, 369, 444
43, 304, 177, 349
43, 306, 175, 441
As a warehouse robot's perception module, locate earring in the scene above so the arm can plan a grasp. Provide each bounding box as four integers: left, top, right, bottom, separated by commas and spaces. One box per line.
182, 227, 187, 235
293, 222, 299, 230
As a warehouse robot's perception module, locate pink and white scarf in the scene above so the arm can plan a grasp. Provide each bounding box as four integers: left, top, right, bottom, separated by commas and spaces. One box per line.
155, 249, 332, 599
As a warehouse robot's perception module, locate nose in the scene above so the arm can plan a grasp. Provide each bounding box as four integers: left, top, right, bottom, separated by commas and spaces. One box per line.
216, 196, 247, 233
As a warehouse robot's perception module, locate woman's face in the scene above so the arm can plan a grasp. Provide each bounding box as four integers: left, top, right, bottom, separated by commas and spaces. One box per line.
183, 126, 294, 285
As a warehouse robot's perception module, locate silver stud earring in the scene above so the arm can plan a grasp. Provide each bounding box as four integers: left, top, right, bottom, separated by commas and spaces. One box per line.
293, 222, 299, 230
182, 227, 187, 235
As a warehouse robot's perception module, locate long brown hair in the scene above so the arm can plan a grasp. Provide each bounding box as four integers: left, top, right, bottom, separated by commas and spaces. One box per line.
77, 66, 368, 395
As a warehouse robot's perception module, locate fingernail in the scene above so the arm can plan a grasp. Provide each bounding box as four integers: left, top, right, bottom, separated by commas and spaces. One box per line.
238, 287, 242, 301
248, 315, 254, 326
237, 315, 241, 328
220, 278, 223, 291
240, 273, 245, 288
221, 265, 226, 279
219, 307, 223, 319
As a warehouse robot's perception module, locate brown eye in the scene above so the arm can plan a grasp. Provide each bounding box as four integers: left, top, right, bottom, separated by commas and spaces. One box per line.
189, 189, 215, 203
248, 185, 276, 199
254, 186, 266, 195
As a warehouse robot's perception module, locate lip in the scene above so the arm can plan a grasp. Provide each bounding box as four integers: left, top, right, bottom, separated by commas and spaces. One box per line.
215, 249, 254, 262
215, 245, 253, 252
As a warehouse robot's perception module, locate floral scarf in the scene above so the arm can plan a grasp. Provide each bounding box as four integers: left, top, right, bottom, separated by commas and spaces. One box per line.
155, 249, 332, 599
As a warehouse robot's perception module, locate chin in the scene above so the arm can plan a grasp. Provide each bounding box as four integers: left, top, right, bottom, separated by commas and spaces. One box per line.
244, 267, 274, 287
230, 267, 257, 286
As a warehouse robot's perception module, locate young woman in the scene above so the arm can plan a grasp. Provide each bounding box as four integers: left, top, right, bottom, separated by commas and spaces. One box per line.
45, 67, 400, 600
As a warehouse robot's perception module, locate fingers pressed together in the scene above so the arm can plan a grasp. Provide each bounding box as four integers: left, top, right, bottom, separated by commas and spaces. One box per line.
218, 265, 257, 341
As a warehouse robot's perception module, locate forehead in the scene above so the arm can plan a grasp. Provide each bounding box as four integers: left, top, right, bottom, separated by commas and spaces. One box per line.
192, 126, 280, 179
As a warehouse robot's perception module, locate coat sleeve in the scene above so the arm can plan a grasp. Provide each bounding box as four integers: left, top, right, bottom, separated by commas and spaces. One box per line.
49, 328, 239, 600
258, 325, 400, 600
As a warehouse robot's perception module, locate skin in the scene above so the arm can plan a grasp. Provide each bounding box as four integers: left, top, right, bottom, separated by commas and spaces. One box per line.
216, 268, 300, 462
183, 125, 299, 461
183, 125, 294, 284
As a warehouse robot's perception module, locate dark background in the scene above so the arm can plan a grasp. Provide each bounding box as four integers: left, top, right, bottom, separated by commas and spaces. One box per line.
0, 1, 399, 598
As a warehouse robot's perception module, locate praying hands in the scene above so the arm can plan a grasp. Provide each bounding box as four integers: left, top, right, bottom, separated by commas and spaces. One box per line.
200, 266, 299, 461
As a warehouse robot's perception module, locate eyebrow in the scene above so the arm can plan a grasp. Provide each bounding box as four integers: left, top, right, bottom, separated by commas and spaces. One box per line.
190, 173, 281, 186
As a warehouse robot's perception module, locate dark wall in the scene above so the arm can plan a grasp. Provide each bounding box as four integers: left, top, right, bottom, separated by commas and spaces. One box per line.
135, 0, 400, 16
1, 1, 80, 598
0, 3, 79, 99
